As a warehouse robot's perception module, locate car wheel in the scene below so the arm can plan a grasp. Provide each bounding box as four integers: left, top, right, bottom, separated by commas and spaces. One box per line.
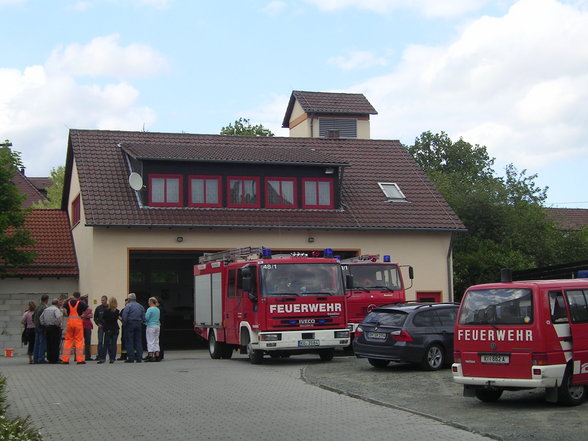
475, 388, 503, 402
247, 343, 264, 365
557, 365, 586, 406
368, 358, 390, 368
319, 349, 334, 362
208, 332, 223, 359
421, 343, 444, 371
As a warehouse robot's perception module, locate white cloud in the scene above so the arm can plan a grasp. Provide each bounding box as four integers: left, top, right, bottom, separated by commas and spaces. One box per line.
304, 0, 493, 18
0, 36, 162, 176
45, 34, 168, 79
328, 50, 390, 70
261, 1, 287, 16
344, 0, 588, 170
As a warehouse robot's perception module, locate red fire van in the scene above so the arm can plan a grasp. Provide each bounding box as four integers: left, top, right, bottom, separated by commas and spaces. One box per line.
452, 275, 588, 405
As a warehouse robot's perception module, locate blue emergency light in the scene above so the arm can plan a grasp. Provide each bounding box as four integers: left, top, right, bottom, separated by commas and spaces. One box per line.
262, 248, 272, 259
324, 248, 334, 258
383, 255, 391, 262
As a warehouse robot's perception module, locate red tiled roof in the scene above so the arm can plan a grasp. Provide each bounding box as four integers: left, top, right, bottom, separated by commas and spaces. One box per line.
11, 170, 48, 208
27, 177, 53, 191
65, 129, 465, 232
1, 210, 78, 278
544, 208, 588, 231
282, 90, 378, 128
122, 141, 347, 166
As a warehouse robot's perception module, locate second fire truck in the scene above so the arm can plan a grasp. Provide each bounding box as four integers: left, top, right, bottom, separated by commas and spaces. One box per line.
341, 254, 413, 332
193, 247, 351, 364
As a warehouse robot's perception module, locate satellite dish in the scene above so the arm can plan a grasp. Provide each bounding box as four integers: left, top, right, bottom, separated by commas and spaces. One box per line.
129, 172, 143, 191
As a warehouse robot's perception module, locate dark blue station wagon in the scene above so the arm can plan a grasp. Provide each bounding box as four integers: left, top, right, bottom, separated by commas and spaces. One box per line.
353, 303, 459, 370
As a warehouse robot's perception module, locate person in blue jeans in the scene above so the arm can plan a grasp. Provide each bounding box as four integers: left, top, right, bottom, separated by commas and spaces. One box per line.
121, 293, 145, 363
32, 294, 49, 364
97, 296, 120, 364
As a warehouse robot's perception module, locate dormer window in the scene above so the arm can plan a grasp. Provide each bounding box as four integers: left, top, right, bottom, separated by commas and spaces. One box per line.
303, 178, 334, 209
228, 176, 260, 208
378, 182, 406, 202
149, 174, 183, 207
266, 177, 296, 208
189, 175, 221, 207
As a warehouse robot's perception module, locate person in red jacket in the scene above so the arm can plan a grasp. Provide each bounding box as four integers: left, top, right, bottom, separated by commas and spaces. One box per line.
61, 292, 88, 365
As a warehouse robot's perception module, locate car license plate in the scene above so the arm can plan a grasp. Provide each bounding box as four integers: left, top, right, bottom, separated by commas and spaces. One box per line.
480, 354, 510, 364
298, 339, 320, 347
367, 332, 387, 340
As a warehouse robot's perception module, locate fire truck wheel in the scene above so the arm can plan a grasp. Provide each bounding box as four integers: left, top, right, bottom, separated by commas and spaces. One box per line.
319, 349, 334, 362
247, 343, 264, 364
208, 332, 224, 360
368, 358, 390, 368
474, 388, 503, 402
557, 365, 586, 406
421, 343, 445, 371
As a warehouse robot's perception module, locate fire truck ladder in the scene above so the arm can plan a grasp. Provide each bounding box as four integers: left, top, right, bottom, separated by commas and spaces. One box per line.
199, 246, 266, 264
340, 254, 380, 263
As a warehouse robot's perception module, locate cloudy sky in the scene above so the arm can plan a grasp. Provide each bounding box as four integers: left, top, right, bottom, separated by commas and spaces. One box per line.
1, 0, 587, 207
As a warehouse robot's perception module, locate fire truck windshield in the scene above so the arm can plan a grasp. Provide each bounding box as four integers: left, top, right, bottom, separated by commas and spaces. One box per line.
458, 288, 533, 325
342, 264, 402, 290
261, 263, 343, 297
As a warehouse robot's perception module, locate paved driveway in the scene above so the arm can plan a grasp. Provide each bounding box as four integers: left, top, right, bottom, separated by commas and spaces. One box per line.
0, 350, 494, 441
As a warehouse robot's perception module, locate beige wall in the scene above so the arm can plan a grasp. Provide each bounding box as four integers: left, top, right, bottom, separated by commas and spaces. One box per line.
80, 226, 453, 305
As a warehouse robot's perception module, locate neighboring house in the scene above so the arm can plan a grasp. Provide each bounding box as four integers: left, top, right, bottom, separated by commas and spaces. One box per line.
0, 210, 79, 355
62, 91, 465, 349
544, 207, 588, 231
10, 168, 49, 208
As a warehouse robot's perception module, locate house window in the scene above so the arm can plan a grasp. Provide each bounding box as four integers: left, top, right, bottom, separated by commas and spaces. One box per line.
319, 118, 357, 138
71, 194, 81, 226
149, 174, 183, 207
265, 177, 296, 208
228, 176, 260, 208
378, 182, 407, 202
302, 178, 334, 209
189, 176, 221, 207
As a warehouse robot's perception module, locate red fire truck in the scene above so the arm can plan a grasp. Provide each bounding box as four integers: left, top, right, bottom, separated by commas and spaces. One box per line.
193, 247, 351, 364
452, 271, 588, 405
340, 254, 413, 331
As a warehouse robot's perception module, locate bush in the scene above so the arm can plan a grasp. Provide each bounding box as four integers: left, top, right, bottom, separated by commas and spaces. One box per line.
0, 375, 42, 441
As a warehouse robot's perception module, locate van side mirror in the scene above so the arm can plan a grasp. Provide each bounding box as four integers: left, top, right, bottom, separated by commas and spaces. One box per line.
408, 266, 414, 280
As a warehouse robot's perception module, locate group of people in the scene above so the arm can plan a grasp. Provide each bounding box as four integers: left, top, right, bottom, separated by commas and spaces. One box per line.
21, 292, 163, 365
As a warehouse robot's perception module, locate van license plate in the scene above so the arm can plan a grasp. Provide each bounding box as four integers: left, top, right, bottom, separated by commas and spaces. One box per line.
480, 354, 510, 364
298, 339, 320, 347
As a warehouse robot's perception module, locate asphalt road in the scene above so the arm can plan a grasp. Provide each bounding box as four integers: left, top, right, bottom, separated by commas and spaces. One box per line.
304, 354, 588, 441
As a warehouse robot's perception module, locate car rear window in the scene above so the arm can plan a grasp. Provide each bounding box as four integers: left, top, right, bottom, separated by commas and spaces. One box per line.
362, 310, 407, 327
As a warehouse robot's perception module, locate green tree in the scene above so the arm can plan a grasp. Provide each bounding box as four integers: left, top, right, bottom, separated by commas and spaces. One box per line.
32, 165, 64, 209
407, 131, 588, 298
220, 118, 274, 137
0, 142, 35, 273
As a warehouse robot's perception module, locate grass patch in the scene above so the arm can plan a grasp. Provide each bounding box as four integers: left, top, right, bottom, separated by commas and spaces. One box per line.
0, 374, 43, 441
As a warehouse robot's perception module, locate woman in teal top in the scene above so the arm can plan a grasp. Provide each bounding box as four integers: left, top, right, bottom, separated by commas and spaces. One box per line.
144, 297, 161, 362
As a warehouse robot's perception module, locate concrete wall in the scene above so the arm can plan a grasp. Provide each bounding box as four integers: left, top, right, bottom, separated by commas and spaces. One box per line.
0, 279, 78, 356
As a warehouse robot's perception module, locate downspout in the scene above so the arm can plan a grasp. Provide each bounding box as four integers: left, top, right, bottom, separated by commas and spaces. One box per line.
447, 232, 455, 302
309, 113, 315, 138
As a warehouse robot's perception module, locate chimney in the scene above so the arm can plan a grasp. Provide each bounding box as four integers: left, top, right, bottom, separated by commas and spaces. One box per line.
20, 167, 25, 175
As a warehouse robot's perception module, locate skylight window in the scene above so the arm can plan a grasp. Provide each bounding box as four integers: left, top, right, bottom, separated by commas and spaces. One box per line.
378, 183, 407, 202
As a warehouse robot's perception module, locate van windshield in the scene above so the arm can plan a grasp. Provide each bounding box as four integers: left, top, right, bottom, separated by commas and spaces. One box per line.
260, 263, 343, 297
459, 288, 533, 325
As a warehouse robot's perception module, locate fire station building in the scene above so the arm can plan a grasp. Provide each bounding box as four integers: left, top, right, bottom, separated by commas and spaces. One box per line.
62, 90, 465, 348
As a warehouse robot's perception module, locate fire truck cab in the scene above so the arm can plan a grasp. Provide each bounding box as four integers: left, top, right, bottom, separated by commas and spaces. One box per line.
452, 274, 588, 406
194, 247, 351, 364
340, 254, 413, 331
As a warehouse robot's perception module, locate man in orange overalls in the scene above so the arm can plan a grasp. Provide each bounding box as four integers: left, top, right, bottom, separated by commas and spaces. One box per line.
61, 292, 88, 365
